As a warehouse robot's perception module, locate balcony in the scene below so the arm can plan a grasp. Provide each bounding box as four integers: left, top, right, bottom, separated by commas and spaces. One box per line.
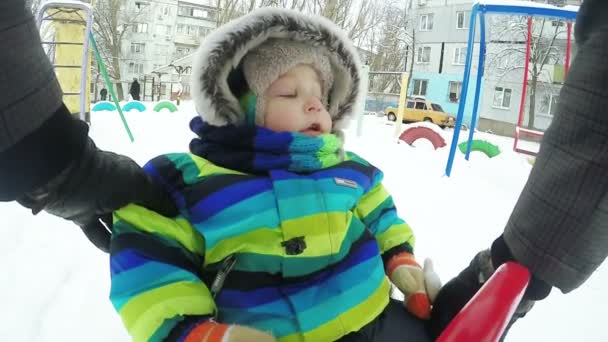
173, 34, 200, 46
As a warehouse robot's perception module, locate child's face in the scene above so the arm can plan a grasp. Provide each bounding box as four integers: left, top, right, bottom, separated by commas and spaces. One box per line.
262, 64, 332, 136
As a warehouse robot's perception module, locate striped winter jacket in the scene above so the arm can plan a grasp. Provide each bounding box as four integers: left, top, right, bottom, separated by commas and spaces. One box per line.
110, 152, 415, 342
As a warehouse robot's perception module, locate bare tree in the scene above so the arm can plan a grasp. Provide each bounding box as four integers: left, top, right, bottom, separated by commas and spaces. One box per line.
216, 0, 380, 41
93, 0, 146, 100
216, 0, 305, 25
363, 1, 414, 94
486, 15, 566, 128
213, 0, 408, 95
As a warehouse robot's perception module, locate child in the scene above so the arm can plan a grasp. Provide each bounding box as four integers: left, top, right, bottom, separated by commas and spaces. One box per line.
110, 8, 440, 342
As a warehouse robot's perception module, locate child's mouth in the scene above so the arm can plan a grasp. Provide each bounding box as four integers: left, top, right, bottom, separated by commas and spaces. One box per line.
300, 123, 322, 136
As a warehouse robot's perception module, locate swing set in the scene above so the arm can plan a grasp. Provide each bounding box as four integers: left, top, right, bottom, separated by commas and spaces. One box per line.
445, 0, 578, 176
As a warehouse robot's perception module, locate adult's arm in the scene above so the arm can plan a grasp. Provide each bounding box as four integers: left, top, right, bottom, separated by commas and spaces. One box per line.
502, 0, 608, 293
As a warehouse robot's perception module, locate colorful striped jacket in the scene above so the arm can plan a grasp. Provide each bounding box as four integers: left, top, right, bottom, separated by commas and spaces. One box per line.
110, 151, 415, 342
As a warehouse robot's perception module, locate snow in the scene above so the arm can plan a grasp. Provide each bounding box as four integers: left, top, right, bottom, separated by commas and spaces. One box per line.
1, 102, 606, 341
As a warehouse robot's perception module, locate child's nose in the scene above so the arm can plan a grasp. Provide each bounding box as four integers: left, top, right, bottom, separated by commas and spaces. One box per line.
305, 97, 323, 113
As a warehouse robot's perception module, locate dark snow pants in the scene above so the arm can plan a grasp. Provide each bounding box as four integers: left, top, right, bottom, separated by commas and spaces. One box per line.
338, 299, 433, 342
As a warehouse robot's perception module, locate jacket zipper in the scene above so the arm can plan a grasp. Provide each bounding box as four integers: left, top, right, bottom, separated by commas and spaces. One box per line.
210, 254, 237, 298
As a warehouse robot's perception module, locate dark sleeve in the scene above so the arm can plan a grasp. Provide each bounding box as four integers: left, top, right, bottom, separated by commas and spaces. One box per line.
503, 0, 608, 293
0, 0, 64, 151
0, 104, 88, 201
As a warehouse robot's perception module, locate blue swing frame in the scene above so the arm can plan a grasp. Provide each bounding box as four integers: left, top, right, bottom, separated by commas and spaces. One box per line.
444, 1, 578, 177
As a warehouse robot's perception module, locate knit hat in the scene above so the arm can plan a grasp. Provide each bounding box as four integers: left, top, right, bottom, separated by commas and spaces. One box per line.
241, 38, 334, 125
191, 7, 364, 131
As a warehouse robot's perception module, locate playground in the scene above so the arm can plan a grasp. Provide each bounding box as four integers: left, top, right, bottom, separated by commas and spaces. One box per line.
7, 1, 600, 341
2, 101, 606, 341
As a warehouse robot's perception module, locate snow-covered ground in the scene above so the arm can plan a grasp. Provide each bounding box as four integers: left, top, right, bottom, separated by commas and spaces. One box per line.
1, 102, 605, 341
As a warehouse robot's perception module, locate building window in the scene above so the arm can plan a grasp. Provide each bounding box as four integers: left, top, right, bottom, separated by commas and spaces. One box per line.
493, 87, 512, 109
128, 62, 144, 74
199, 27, 211, 37
453, 47, 466, 65
133, 23, 148, 33
176, 46, 191, 57
540, 94, 559, 116
179, 5, 214, 19
177, 24, 203, 37
131, 43, 145, 54
420, 14, 434, 31
159, 6, 170, 16
187, 25, 198, 36
192, 9, 206, 18
134, 1, 150, 9
449, 81, 462, 102
417, 46, 431, 64
456, 11, 469, 29
412, 79, 428, 96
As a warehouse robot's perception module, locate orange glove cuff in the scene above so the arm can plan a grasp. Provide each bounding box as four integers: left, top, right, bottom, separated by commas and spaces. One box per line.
185, 320, 230, 342
386, 252, 420, 275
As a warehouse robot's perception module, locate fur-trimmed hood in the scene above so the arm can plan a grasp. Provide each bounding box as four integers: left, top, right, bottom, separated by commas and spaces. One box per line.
191, 7, 364, 131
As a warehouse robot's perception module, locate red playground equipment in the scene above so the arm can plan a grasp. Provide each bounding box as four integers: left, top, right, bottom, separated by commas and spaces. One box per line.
399, 126, 447, 150
437, 262, 531, 342
513, 17, 573, 156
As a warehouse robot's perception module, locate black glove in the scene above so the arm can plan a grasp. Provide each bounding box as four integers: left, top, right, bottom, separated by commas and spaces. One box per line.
428, 236, 552, 340
17, 138, 178, 252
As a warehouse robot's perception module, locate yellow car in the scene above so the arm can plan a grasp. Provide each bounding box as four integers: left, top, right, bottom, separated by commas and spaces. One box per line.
385, 97, 456, 128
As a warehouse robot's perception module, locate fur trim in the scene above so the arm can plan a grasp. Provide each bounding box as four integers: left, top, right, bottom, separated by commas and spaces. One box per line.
191, 7, 364, 130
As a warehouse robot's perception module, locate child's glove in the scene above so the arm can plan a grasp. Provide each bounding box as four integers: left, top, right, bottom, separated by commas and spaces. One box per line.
186, 320, 276, 342
386, 253, 442, 320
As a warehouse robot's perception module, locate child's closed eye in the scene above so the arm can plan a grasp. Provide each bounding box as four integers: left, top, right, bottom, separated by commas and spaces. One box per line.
276, 91, 297, 98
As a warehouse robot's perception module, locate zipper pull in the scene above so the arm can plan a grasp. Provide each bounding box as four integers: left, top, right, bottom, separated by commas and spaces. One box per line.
210, 255, 237, 298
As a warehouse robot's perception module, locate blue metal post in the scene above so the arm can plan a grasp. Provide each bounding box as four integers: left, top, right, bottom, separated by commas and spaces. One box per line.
465, 10, 487, 160
445, 4, 479, 176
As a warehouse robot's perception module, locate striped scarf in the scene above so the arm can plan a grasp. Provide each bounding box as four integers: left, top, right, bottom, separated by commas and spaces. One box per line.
189, 116, 344, 174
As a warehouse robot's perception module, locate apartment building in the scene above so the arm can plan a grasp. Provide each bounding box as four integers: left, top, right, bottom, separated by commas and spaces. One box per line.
119, 0, 217, 99
408, 0, 580, 135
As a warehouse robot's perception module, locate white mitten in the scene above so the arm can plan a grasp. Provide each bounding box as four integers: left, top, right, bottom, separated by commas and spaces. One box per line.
386, 252, 432, 319
423, 258, 442, 303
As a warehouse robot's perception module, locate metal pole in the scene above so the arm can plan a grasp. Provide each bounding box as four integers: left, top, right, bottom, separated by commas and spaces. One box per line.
357, 65, 369, 137
90, 33, 135, 142
36, 1, 94, 121
394, 72, 410, 139
445, 4, 479, 177
465, 10, 487, 160
513, 16, 532, 153
565, 21, 572, 76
